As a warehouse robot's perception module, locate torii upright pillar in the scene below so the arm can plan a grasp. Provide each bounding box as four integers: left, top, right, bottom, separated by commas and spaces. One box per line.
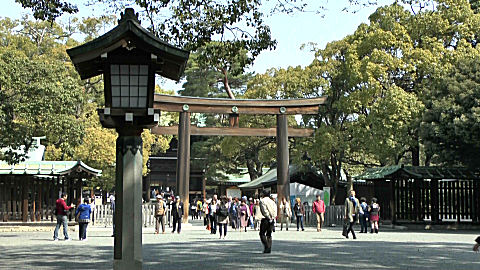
276, 114, 290, 204
176, 111, 191, 223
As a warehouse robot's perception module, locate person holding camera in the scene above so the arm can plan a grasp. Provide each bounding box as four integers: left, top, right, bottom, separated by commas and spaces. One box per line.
53, 193, 74, 241
259, 190, 277, 254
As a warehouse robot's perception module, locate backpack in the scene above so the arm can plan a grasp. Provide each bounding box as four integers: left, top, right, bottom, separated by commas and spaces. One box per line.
156, 202, 165, 216
229, 203, 237, 216
218, 205, 228, 218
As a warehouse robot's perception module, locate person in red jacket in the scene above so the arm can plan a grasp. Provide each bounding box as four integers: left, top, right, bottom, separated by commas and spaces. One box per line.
312, 194, 326, 232
53, 193, 74, 241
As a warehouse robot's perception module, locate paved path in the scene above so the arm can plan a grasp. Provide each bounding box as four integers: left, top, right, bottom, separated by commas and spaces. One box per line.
0, 220, 479, 270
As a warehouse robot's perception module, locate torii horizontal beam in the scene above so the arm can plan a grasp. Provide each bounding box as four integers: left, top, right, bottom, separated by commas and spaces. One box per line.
154, 94, 326, 115
151, 125, 315, 137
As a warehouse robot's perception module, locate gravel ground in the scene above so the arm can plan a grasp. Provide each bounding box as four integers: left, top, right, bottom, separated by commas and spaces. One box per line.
0, 220, 479, 270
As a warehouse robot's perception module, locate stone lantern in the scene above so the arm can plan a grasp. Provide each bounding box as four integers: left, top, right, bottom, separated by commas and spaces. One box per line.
67, 8, 189, 270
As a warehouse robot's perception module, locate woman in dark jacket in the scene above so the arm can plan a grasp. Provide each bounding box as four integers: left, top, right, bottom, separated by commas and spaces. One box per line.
293, 197, 305, 231
75, 198, 92, 241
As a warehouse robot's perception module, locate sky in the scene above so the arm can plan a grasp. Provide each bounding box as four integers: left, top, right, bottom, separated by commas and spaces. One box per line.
0, 0, 391, 91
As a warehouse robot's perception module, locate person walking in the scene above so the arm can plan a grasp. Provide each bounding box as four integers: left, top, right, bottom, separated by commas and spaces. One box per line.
190, 199, 197, 220
239, 198, 251, 232
344, 190, 363, 239
293, 198, 305, 231
369, 197, 380, 234
109, 192, 115, 237
254, 199, 263, 230
230, 197, 239, 230
53, 193, 74, 241
259, 190, 277, 253
312, 195, 325, 232
75, 198, 92, 241
359, 197, 369, 233
217, 196, 230, 239
279, 197, 292, 231
155, 195, 167, 234
209, 197, 219, 234
171, 196, 184, 234
249, 198, 255, 229
89, 196, 95, 226
196, 199, 203, 220
203, 199, 210, 230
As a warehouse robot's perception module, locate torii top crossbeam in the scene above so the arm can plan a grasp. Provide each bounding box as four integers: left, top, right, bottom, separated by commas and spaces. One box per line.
151, 94, 326, 137
154, 94, 326, 115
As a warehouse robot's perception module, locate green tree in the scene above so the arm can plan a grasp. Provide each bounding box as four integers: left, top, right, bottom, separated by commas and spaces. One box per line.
0, 44, 85, 163
15, 0, 79, 22
421, 54, 480, 168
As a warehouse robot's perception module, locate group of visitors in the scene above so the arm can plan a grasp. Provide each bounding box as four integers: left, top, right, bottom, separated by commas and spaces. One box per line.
154, 194, 184, 234
199, 194, 264, 238
53, 193, 93, 241
343, 190, 381, 239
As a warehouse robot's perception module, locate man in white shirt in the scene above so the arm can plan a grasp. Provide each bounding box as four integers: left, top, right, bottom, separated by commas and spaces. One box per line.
259, 190, 277, 253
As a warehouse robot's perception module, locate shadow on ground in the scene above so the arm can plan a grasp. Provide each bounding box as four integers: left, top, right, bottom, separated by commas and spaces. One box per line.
0, 229, 479, 270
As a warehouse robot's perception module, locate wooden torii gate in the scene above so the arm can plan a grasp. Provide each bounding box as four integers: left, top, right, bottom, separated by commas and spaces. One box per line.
152, 94, 326, 222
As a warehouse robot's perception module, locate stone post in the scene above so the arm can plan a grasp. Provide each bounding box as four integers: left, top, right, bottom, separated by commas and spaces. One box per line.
113, 130, 143, 270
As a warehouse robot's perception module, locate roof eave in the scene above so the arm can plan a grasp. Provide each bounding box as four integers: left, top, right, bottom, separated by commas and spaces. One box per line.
67, 20, 189, 81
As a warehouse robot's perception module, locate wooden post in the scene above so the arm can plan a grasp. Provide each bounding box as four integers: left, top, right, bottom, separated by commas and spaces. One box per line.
49, 179, 54, 221
414, 179, 421, 221
390, 179, 396, 225
22, 177, 28, 222
431, 179, 439, 223
228, 114, 239, 127
276, 114, 290, 207
0, 178, 5, 222
456, 180, 461, 224
473, 180, 480, 223
77, 176, 83, 205
38, 180, 44, 221
202, 176, 206, 200
6, 177, 12, 221
176, 111, 191, 223
32, 179, 36, 222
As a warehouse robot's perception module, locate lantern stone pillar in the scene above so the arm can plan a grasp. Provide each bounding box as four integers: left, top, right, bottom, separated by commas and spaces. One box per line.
113, 129, 143, 270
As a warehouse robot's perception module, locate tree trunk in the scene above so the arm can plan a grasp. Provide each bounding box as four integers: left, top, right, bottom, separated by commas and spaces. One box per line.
221, 68, 235, 99
411, 132, 420, 166
345, 170, 353, 195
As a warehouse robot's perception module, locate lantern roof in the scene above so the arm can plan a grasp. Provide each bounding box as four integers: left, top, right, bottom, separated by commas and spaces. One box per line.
67, 8, 189, 81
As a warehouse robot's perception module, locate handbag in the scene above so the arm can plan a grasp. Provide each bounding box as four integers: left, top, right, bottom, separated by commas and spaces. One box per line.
342, 220, 348, 236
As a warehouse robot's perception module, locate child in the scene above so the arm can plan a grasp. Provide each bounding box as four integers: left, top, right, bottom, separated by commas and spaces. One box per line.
359, 197, 369, 233
369, 197, 380, 234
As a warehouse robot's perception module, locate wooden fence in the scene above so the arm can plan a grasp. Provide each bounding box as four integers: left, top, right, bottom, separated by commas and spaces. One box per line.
391, 179, 479, 223
303, 205, 345, 227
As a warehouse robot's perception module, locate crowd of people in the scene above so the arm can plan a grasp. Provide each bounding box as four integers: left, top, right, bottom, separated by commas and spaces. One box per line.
52, 189, 480, 254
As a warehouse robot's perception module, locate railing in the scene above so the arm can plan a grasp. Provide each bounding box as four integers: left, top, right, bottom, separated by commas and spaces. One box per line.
91, 204, 345, 228
301, 205, 345, 227
92, 203, 172, 227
